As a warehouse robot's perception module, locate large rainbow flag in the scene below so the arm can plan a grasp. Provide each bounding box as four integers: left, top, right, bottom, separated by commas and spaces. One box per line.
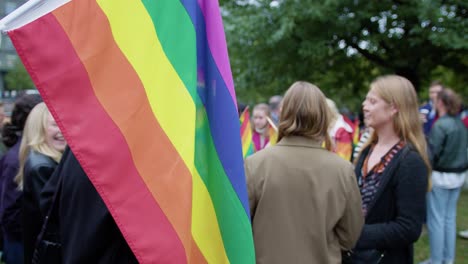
239, 107, 255, 158
0, 0, 255, 263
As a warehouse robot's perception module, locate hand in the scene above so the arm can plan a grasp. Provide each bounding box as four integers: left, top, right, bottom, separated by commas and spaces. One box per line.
419, 113, 427, 123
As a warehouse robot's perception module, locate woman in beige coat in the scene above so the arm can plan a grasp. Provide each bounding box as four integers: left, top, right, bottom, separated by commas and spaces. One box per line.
245, 81, 364, 264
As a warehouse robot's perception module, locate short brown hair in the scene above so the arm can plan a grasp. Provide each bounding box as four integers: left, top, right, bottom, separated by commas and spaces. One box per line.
278, 81, 332, 149
430, 80, 444, 89
437, 88, 461, 116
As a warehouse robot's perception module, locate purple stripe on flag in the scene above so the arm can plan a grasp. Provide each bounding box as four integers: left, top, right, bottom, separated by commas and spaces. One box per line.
196, 0, 237, 108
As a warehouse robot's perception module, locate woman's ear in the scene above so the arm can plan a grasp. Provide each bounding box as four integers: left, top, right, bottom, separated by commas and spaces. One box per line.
390, 103, 399, 116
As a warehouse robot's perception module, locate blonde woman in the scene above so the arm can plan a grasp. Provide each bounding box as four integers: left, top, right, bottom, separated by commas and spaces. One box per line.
349, 75, 430, 264
15, 102, 66, 263
246, 81, 363, 264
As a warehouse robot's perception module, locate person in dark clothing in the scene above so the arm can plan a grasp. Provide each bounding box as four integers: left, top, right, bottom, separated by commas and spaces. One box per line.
349, 75, 430, 264
14, 103, 66, 263
0, 94, 42, 264
0, 101, 7, 157
419, 81, 444, 136
40, 147, 138, 263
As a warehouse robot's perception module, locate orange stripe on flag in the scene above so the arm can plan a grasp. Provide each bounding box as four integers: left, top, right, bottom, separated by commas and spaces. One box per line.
52, 2, 204, 262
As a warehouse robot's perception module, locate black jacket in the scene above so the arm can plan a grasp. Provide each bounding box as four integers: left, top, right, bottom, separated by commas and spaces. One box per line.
0, 140, 22, 242
354, 145, 428, 264
22, 151, 57, 264
41, 147, 137, 264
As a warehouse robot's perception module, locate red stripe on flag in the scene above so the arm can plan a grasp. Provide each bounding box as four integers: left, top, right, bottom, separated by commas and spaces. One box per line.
9, 13, 187, 263
51, 2, 206, 261
240, 108, 250, 135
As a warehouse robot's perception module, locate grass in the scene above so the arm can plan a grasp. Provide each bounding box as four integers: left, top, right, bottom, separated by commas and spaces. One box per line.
414, 189, 468, 263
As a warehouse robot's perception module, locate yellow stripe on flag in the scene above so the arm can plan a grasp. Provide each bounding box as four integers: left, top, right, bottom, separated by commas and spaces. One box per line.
96, 1, 228, 263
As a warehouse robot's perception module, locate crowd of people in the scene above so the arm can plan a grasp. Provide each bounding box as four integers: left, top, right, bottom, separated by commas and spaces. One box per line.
0, 74, 465, 263
242, 76, 467, 264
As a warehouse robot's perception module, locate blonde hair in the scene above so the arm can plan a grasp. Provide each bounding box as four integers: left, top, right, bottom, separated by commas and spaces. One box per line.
363, 75, 431, 172
252, 103, 271, 135
278, 81, 332, 150
252, 103, 271, 118
326, 98, 341, 133
15, 103, 63, 189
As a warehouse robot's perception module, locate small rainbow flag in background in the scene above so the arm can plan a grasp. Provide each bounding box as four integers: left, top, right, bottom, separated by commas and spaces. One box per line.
267, 117, 278, 146
353, 119, 360, 147
1, 0, 255, 263
239, 107, 255, 158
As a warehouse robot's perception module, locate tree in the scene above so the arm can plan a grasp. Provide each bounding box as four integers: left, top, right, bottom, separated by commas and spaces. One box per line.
4, 59, 34, 91
221, 0, 467, 110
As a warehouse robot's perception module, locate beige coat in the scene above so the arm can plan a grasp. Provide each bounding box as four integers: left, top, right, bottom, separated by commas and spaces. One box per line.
245, 136, 363, 264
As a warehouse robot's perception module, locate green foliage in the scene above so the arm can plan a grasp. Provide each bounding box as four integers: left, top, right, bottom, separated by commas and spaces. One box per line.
4, 59, 34, 91
222, 0, 468, 111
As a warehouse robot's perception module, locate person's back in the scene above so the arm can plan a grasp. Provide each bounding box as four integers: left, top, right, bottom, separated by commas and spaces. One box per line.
246, 138, 362, 264
430, 115, 467, 172
245, 81, 363, 264
424, 89, 467, 264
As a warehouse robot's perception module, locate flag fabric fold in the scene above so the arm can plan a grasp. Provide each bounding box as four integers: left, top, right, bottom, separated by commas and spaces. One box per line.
2, 0, 255, 263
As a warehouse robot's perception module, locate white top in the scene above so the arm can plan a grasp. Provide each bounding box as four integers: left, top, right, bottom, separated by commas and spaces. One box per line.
432, 170, 467, 189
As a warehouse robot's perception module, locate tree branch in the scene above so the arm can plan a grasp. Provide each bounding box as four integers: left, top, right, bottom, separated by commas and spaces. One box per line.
346, 41, 392, 69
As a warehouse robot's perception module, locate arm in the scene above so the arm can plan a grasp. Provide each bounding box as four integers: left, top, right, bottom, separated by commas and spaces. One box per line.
39, 149, 69, 217
428, 122, 445, 165
336, 165, 364, 249
355, 152, 428, 249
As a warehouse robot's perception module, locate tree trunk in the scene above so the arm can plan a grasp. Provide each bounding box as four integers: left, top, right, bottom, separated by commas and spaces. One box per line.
395, 68, 421, 93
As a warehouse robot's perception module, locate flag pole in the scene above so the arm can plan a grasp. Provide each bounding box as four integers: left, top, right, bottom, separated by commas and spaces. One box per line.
266, 117, 277, 132
0, 0, 41, 32
0, 0, 71, 32
240, 105, 249, 117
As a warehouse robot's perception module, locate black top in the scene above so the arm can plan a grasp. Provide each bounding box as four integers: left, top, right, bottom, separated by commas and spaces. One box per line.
354, 145, 428, 264
22, 151, 58, 264
0, 140, 22, 241
41, 147, 138, 264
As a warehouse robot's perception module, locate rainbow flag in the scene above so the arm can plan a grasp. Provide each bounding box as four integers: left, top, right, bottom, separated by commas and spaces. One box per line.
1, 0, 255, 263
239, 107, 255, 158
352, 119, 360, 147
